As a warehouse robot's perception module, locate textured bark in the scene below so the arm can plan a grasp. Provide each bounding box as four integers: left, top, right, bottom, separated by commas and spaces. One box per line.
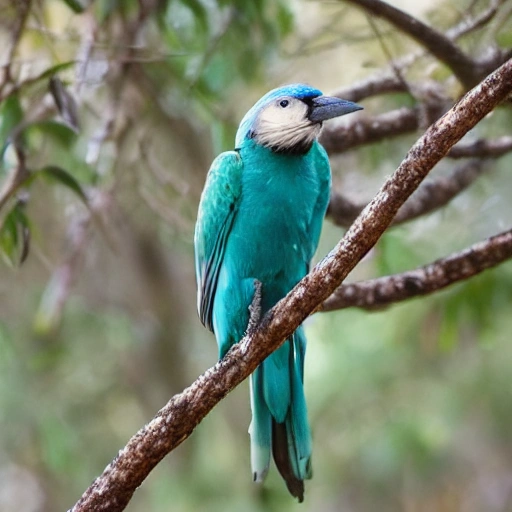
321, 229, 512, 311
70, 58, 512, 512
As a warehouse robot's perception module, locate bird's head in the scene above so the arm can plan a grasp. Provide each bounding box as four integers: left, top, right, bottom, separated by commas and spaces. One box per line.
235, 83, 362, 154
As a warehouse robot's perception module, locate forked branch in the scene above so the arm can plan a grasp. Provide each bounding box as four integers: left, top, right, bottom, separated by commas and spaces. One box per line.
343, 0, 482, 88
321, 229, 512, 311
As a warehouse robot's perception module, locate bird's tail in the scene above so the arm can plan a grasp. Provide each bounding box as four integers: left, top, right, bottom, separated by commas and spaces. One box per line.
249, 327, 312, 502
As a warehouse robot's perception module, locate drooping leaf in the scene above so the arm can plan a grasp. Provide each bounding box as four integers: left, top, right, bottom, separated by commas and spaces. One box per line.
0, 201, 31, 266
0, 95, 24, 163
60, 0, 86, 13
15, 61, 76, 92
19, 220, 30, 264
49, 76, 80, 132
276, 3, 294, 34
33, 272, 65, 337
25, 120, 78, 147
182, 0, 208, 36
36, 166, 88, 204
0, 209, 18, 263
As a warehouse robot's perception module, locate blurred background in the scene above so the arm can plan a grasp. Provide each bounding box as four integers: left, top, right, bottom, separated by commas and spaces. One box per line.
1, 0, 512, 511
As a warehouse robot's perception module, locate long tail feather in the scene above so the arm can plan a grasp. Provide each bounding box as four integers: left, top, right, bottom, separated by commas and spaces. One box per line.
272, 421, 304, 502
250, 367, 271, 482
249, 327, 312, 501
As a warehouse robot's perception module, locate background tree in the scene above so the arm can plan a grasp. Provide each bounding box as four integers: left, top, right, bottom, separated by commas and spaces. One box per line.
0, 1, 511, 511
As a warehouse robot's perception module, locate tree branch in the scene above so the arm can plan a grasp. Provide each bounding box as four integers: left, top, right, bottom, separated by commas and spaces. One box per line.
322, 102, 512, 156
343, 0, 479, 88
392, 159, 484, 223
448, 135, 512, 158
321, 228, 512, 311
69, 58, 512, 512
320, 106, 423, 153
330, 0, 503, 103
0, 1, 32, 96
328, 159, 487, 228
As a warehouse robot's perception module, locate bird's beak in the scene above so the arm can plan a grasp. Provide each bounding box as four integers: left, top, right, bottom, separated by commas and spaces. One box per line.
308, 96, 363, 123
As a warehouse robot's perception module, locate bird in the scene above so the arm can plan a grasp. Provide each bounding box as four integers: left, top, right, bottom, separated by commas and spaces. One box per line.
194, 83, 362, 501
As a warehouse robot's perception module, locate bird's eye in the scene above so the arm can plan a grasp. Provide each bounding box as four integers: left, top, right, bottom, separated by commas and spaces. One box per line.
279, 100, 289, 108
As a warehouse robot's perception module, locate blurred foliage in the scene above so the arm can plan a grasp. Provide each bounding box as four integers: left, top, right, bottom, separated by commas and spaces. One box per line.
1, 0, 512, 511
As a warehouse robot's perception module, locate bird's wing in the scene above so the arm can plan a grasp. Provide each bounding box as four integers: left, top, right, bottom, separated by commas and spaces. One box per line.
194, 150, 243, 332
306, 145, 332, 263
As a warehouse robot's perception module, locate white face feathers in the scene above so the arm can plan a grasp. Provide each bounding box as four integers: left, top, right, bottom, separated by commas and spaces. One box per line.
251, 96, 321, 153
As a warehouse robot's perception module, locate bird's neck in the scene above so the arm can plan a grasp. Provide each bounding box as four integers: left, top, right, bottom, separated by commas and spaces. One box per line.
239, 137, 317, 157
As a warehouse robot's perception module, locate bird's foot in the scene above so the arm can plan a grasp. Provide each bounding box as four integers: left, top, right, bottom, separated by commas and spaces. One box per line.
247, 279, 262, 334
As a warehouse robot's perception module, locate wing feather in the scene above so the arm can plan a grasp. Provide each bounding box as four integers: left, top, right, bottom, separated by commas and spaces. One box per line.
306, 143, 331, 262
194, 151, 243, 331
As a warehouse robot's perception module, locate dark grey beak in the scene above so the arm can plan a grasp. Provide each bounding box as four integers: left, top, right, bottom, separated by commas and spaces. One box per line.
308, 96, 363, 123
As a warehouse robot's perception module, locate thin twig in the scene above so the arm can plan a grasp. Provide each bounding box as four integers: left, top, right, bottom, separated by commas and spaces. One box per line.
330, 0, 504, 103
447, 0, 503, 39
343, 0, 479, 88
0, 1, 32, 96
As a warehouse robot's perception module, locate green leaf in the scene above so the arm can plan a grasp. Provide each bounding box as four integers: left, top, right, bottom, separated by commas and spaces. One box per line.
17, 61, 76, 92
182, 0, 208, 35
18, 218, 30, 264
33, 270, 67, 337
0, 210, 18, 262
0, 201, 30, 266
25, 120, 78, 147
497, 31, 512, 49
276, 3, 294, 34
0, 95, 24, 162
49, 77, 79, 132
60, 0, 86, 13
36, 166, 88, 204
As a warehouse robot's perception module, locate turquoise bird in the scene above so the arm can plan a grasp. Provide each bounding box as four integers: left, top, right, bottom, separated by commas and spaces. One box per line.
194, 84, 362, 501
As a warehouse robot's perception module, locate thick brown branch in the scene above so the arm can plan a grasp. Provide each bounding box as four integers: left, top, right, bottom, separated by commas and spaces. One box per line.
70, 59, 512, 512
321, 229, 512, 311
323, 104, 512, 156
321, 82, 451, 153
332, 72, 407, 103
343, 0, 479, 88
328, 159, 486, 228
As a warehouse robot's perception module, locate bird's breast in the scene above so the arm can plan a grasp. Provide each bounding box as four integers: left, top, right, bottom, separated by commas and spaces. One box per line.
225, 147, 320, 285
